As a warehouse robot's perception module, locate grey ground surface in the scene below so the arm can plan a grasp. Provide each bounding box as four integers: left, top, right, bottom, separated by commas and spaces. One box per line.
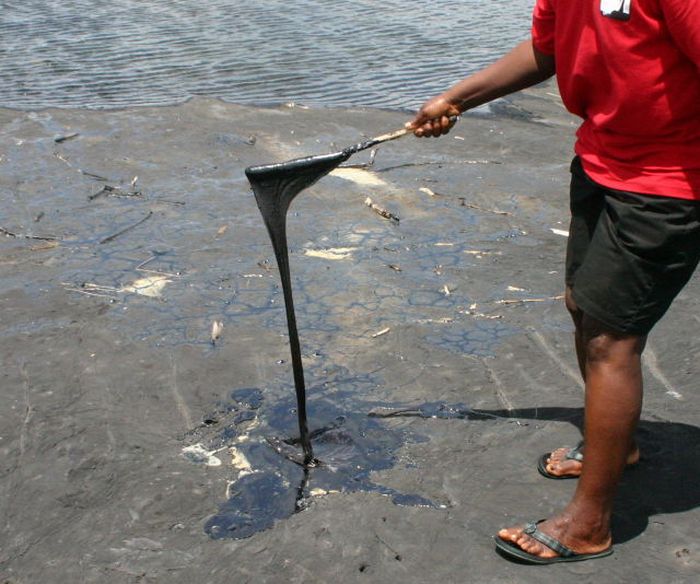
1, 87, 698, 583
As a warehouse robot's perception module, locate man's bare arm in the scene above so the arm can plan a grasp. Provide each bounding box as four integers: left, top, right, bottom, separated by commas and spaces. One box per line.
409, 40, 555, 137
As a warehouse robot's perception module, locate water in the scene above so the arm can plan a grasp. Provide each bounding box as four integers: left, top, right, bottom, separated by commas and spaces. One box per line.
0, 0, 533, 111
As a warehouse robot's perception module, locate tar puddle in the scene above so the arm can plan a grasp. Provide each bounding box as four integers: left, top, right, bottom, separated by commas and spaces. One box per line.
182, 371, 504, 540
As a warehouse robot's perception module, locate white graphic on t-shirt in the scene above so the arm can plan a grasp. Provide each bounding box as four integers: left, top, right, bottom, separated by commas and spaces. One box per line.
601, 0, 632, 21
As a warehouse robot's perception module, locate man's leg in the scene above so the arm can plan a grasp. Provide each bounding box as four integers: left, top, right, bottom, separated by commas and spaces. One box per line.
497, 311, 645, 557
542, 288, 641, 478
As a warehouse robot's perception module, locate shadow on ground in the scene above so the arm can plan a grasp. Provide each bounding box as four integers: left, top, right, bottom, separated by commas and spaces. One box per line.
475, 406, 700, 544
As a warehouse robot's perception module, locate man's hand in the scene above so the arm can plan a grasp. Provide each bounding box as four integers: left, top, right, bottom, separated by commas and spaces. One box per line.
407, 96, 461, 138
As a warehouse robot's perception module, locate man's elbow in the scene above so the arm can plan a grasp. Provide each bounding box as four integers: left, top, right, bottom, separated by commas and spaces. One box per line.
533, 44, 556, 79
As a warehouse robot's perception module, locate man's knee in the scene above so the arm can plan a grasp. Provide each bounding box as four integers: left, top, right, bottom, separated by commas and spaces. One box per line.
580, 314, 645, 364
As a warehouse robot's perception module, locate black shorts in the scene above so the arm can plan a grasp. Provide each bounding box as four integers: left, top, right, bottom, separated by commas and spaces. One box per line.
566, 157, 700, 335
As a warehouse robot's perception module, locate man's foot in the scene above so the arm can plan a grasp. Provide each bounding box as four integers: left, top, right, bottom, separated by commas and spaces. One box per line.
496, 514, 612, 563
539, 441, 640, 479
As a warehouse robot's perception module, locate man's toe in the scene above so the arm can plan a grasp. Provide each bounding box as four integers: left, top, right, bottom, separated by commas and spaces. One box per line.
547, 458, 582, 476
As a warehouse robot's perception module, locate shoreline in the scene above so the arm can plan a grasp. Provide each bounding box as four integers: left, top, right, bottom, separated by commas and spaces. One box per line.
0, 79, 567, 119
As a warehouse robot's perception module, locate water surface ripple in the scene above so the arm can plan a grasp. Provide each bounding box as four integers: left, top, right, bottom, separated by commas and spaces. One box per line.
1, 0, 532, 110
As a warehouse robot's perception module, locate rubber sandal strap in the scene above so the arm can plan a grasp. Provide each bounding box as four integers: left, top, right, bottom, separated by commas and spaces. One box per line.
566, 441, 584, 462
523, 522, 576, 557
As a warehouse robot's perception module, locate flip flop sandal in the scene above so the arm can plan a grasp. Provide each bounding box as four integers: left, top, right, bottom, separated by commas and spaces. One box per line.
494, 521, 613, 564
537, 441, 584, 480
538, 441, 640, 479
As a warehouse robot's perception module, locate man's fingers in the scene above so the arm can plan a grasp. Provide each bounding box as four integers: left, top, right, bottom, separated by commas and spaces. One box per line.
411, 115, 458, 137
440, 115, 452, 134
409, 114, 459, 138
430, 117, 449, 137
416, 119, 433, 137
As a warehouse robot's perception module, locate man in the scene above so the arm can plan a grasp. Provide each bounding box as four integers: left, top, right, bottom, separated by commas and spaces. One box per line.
408, 0, 700, 564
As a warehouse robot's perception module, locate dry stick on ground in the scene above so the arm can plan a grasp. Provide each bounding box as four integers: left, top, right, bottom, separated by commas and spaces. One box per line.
341, 148, 378, 169
457, 197, 511, 216
375, 159, 500, 173
364, 197, 400, 223
374, 532, 402, 561
135, 255, 181, 278
53, 152, 110, 181
89, 184, 143, 201
57, 148, 197, 204
54, 133, 80, 143
371, 327, 391, 338
62, 287, 118, 300
496, 294, 564, 305
60, 282, 121, 300
0, 227, 60, 241
99, 211, 153, 244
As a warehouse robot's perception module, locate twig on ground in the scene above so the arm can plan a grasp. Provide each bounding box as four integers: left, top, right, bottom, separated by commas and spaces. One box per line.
367, 407, 421, 418
135, 255, 181, 278
496, 294, 564, 305
1, 227, 60, 241
62, 287, 118, 300
375, 159, 501, 173
371, 327, 391, 338
54, 133, 80, 143
99, 211, 153, 244
458, 198, 511, 215
341, 149, 378, 169
364, 197, 400, 223
152, 198, 186, 206
53, 152, 110, 181
459, 307, 503, 320
89, 184, 143, 200
61, 282, 121, 300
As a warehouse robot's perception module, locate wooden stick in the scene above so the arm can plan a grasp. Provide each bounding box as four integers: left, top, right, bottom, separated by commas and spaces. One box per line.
99, 211, 153, 244
364, 197, 400, 223
347, 116, 460, 154
1, 227, 59, 241
370, 115, 460, 145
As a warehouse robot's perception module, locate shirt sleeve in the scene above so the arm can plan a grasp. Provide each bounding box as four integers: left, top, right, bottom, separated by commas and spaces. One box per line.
660, 0, 700, 67
531, 0, 556, 55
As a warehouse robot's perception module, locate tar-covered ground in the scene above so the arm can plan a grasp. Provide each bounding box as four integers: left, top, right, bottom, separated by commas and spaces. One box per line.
1, 85, 698, 583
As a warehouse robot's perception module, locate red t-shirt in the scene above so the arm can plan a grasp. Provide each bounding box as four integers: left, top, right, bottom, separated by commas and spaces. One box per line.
532, 0, 700, 200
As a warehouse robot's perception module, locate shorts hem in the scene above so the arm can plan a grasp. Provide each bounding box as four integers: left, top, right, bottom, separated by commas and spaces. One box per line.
571, 288, 654, 336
